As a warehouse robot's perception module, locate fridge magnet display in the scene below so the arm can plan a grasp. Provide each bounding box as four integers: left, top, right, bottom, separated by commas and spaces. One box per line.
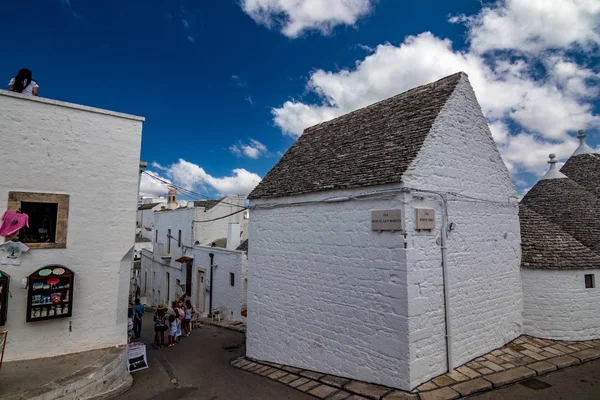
27, 266, 74, 322
0, 272, 9, 326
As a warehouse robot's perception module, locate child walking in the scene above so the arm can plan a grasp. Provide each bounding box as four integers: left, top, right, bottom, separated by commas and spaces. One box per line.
168, 314, 177, 347
154, 304, 167, 348
184, 300, 194, 337
171, 301, 184, 343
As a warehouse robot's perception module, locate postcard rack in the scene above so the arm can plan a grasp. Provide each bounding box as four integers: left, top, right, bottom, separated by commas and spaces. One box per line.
26, 266, 74, 322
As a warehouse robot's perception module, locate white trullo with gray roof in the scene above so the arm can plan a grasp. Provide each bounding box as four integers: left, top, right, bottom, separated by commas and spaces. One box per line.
246, 73, 523, 390
520, 130, 600, 341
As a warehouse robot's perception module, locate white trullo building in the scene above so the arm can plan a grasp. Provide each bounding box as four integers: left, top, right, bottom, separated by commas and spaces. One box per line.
246, 72, 523, 390
520, 131, 600, 341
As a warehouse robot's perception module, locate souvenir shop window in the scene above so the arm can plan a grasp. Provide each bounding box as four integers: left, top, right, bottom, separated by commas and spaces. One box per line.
7, 192, 69, 249
27, 266, 74, 322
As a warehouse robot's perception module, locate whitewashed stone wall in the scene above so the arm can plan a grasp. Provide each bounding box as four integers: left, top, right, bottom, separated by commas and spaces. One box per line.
192, 246, 246, 321
194, 196, 248, 245
247, 74, 521, 391
403, 73, 522, 387
0, 91, 143, 361
140, 245, 247, 321
247, 184, 412, 389
522, 269, 600, 340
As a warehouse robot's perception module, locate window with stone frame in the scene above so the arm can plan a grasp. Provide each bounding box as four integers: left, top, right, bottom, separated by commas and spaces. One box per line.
7, 192, 69, 249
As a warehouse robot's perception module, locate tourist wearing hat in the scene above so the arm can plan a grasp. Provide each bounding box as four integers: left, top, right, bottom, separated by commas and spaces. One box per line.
154, 304, 167, 348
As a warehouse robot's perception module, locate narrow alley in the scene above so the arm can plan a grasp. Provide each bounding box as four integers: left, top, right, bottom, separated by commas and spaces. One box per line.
115, 312, 312, 400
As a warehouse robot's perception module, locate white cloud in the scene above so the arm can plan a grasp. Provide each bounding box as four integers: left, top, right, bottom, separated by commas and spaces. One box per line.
245, 95, 254, 105
187, 35, 196, 44
139, 170, 171, 198
205, 168, 263, 195
269, 0, 600, 178
452, 0, 600, 54
142, 159, 262, 197
241, 0, 374, 37
230, 139, 268, 159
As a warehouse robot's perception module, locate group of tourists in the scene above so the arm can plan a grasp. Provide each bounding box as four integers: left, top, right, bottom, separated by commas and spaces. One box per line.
128, 295, 195, 348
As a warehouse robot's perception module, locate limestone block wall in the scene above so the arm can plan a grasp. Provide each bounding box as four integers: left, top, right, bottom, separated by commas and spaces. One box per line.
395, 73, 523, 388
522, 268, 600, 340
0, 90, 143, 361
247, 184, 412, 390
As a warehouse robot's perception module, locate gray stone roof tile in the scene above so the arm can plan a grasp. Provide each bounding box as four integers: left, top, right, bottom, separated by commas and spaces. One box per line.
248, 72, 464, 199
519, 205, 600, 269
521, 178, 600, 263
194, 199, 224, 211
560, 153, 600, 198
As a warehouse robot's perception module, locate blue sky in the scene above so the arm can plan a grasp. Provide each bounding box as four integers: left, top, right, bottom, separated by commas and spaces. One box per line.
2, 0, 598, 199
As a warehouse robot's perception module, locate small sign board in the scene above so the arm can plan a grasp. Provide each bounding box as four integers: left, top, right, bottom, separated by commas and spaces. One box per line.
127, 342, 148, 372
371, 210, 404, 231
416, 208, 435, 230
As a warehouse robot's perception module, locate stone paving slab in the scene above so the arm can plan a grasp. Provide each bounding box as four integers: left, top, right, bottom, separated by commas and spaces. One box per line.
484, 366, 536, 387
307, 384, 339, 399
451, 378, 491, 396
233, 334, 600, 399
344, 381, 392, 399
526, 360, 557, 375
418, 387, 459, 400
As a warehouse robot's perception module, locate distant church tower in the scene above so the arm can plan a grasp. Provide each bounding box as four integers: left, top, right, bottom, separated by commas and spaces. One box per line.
167, 187, 178, 210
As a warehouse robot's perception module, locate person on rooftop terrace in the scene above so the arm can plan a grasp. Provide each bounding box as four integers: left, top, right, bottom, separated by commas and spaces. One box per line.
9, 68, 38, 96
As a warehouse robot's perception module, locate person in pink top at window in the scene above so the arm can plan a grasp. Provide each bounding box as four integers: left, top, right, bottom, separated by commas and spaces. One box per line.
0, 210, 29, 237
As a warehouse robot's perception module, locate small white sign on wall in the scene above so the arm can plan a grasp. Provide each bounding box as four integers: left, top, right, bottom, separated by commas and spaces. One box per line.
371, 210, 404, 231
416, 208, 435, 230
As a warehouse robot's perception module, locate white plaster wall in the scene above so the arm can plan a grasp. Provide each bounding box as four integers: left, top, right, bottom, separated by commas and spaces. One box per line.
137, 205, 164, 241
194, 196, 248, 245
154, 208, 195, 253
140, 244, 246, 321
0, 91, 143, 361
522, 268, 600, 340
402, 73, 522, 388
190, 246, 245, 321
247, 185, 412, 390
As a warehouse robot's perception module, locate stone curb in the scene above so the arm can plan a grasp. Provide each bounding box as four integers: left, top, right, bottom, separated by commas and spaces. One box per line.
230, 347, 600, 400
195, 318, 247, 333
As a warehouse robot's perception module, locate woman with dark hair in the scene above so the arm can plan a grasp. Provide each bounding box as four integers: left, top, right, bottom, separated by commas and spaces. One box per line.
9, 68, 38, 96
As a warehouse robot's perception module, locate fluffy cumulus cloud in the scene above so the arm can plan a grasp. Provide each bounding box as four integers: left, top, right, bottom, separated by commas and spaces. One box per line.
139, 159, 262, 198
271, 0, 600, 182
453, 0, 600, 54
241, 0, 374, 37
230, 139, 268, 159
139, 171, 171, 198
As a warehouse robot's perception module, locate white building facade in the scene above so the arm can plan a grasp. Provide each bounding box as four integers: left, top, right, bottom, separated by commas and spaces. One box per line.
0, 90, 143, 361
139, 196, 249, 320
246, 73, 522, 390
520, 133, 600, 342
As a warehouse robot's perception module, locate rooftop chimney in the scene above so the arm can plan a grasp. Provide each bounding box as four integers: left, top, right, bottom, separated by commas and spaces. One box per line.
571, 129, 595, 157
540, 153, 567, 181
226, 223, 241, 250
167, 187, 178, 210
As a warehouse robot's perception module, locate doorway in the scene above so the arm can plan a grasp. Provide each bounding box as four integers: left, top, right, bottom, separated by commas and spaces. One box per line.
196, 270, 206, 313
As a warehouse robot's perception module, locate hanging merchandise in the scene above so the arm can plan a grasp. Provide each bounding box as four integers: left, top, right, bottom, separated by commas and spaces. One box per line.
0, 241, 29, 266
0, 210, 29, 237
